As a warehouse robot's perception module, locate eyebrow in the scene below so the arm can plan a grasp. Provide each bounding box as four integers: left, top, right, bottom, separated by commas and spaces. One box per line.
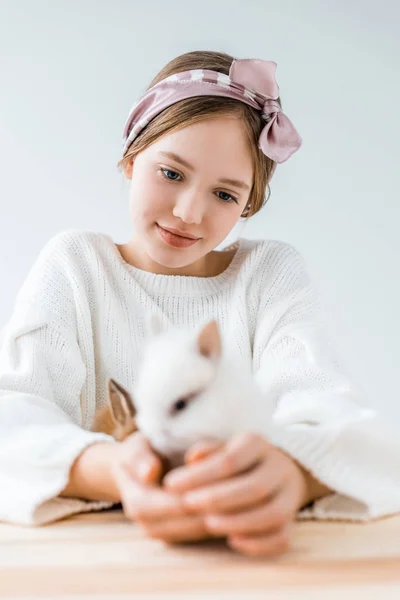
158, 151, 251, 191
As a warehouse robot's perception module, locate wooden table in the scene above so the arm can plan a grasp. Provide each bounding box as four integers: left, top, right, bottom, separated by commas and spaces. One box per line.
1, 507, 400, 598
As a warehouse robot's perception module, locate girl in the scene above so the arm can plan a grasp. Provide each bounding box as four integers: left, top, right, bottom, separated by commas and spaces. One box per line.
1, 50, 400, 558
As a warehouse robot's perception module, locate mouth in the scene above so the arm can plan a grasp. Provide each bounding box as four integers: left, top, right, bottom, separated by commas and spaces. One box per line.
156, 223, 201, 248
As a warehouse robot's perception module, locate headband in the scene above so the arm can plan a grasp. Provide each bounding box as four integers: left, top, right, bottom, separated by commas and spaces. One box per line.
122, 58, 302, 164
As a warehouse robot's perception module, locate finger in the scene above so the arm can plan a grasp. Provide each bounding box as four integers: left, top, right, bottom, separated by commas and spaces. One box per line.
228, 523, 293, 557
204, 487, 296, 536
185, 440, 224, 464
182, 459, 282, 513
164, 432, 270, 493
141, 514, 222, 543
120, 432, 163, 484
120, 479, 186, 521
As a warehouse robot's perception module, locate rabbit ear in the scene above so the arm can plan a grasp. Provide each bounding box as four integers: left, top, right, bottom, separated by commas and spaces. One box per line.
107, 378, 136, 426
196, 319, 222, 360
145, 313, 165, 338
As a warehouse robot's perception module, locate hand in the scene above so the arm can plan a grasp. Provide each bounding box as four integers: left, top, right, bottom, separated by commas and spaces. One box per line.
111, 431, 219, 543
163, 432, 311, 557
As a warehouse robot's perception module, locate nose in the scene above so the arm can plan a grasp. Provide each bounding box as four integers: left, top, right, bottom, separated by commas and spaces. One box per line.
172, 189, 204, 224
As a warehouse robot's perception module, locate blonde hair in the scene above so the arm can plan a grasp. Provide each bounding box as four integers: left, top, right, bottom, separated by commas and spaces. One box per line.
117, 50, 282, 218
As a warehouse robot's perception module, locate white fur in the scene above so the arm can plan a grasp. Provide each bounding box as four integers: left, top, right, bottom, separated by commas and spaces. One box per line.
132, 315, 275, 466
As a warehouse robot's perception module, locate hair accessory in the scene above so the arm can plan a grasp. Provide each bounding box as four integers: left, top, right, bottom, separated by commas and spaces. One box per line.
122, 58, 302, 163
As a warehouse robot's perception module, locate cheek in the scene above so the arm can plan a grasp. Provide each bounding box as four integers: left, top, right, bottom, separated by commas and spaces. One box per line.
211, 206, 243, 236
129, 176, 174, 218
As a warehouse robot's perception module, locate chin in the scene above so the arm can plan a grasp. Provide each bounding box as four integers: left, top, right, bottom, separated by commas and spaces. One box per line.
150, 247, 194, 269
150, 234, 201, 267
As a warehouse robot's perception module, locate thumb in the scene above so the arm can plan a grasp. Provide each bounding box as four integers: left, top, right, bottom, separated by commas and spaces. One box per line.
137, 453, 163, 484
124, 432, 163, 484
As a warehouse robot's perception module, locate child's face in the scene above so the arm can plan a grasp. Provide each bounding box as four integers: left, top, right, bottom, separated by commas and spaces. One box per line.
123, 115, 254, 275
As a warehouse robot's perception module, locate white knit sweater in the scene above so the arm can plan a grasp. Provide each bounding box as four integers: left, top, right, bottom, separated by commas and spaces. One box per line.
1, 229, 400, 527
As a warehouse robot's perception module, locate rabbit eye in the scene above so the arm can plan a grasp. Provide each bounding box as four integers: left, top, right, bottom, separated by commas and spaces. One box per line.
170, 391, 198, 416
174, 399, 187, 412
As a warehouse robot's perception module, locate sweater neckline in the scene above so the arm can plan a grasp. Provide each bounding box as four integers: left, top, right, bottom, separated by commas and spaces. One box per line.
101, 233, 251, 296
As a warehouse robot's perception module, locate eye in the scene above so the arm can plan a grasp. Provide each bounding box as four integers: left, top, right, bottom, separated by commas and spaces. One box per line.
216, 190, 238, 204
173, 399, 188, 413
159, 168, 238, 204
160, 168, 181, 181
169, 391, 199, 416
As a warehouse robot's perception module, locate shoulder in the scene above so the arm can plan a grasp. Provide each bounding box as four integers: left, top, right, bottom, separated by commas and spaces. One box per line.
233, 237, 317, 308
15, 229, 114, 306
27, 229, 121, 283
239, 237, 310, 282
36, 228, 111, 264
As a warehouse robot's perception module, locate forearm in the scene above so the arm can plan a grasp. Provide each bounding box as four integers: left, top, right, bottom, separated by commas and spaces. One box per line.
60, 441, 121, 503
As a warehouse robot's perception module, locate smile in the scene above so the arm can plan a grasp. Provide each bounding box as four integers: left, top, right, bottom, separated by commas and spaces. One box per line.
156, 224, 201, 248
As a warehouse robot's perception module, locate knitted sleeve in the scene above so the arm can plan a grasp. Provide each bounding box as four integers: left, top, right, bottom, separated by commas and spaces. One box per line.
253, 245, 400, 521
0, 234, 116, 526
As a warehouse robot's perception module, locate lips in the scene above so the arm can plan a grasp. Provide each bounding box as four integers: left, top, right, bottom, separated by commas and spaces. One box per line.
159, 225, 200, 240
156, 224, 200, 249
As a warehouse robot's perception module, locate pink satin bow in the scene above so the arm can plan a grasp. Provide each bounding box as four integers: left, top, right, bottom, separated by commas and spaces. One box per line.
229, 59, 302, 163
